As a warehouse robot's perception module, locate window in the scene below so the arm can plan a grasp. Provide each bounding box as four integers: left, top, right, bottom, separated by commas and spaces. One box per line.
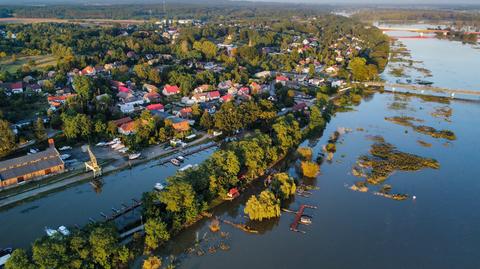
45, 169, 52, 175
17, 176, 24, 183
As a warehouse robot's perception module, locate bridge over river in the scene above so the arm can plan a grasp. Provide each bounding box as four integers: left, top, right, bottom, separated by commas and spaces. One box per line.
378, 27, 480, 35
358, 82, 480, 99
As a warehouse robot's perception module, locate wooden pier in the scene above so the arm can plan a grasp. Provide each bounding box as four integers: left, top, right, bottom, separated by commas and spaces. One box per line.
289, 204, 317, 233
94, 198, 142, 222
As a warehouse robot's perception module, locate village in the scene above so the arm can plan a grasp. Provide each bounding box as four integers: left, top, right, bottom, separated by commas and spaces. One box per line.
0, 16, 375, 193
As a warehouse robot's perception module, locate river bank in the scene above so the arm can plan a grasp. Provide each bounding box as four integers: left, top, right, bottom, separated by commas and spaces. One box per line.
131, 24, 480, 268
0, 134, 212, 209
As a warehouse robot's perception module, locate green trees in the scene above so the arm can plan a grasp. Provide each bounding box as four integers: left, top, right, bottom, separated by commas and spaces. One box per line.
297, 147, 313, 161
61, 113, 92, 140
159, 181, 199, 225
32, 237, 69, 269
307, 106, 325, 134
89, 225, 130, 269
300, 161, 320, 178
0, 119, 15, 157
143, 256, 162, 269
193, 40, 218, 60
144, 218, 170, 251
270, 173, 296, 200
272, 115, 301, 155
214, 102, 243, 134
5, 249, 35, 269
348, 57, 379, 81
244, 190, 280, 221
199, 111, 213, 130
205, 150, 240, 196
34, 118, 47, 141
72, 75, 93, 102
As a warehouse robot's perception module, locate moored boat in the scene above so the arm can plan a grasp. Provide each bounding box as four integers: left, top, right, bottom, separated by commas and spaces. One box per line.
58, 226, 70, 236
154, 183, 165, 191
45, 227, 58, 237
128, 153, 141, 160
0, 247, 13, 268
170, 158, 180, 166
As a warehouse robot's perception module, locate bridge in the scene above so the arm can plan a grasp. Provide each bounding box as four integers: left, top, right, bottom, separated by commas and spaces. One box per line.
358, 82, 480, 98
379, 27, 480, 35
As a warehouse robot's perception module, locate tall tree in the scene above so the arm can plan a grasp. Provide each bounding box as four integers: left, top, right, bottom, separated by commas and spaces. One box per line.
0, 119, 15, 157
144, 218, 170, 251
34, 118, 47, 141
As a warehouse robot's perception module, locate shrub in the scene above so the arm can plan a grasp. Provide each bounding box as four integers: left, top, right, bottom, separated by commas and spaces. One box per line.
297, 147, 313, 161
300, 161, 320, 178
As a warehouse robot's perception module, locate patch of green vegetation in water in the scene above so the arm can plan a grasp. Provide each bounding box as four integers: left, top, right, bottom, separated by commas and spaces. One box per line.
385, 116, 456, 140
354, 141, 439, 185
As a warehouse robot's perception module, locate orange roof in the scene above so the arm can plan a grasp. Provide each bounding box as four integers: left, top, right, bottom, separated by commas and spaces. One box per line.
119, 121, 136, 132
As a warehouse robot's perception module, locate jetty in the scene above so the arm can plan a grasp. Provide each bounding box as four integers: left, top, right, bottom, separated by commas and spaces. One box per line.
289, 204, 317, 233
95, 198, 142, 222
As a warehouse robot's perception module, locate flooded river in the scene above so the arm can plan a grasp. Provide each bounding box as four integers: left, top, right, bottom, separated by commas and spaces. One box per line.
137, 26, 480, 268
148, 92, 480, 269
1, 23, 480, 269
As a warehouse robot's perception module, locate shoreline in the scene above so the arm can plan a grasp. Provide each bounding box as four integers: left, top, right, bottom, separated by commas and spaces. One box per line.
0, 134, 212, 209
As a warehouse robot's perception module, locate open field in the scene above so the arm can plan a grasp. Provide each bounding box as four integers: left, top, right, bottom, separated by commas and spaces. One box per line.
0, 54, 56, 73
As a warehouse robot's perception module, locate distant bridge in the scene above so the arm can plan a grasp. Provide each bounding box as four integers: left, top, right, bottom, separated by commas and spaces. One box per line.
379, 27, 480, 35
358, 82, 480, 98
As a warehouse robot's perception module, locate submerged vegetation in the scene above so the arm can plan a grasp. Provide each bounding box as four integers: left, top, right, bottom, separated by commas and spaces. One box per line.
385, 116, 456, 140
354, 141, 440, 185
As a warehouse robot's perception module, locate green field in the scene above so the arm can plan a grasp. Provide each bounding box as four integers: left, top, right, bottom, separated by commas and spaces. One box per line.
0, 55, 56, 73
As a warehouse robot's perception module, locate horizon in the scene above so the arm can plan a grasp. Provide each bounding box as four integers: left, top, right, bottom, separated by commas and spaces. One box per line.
0, 0, 479, 6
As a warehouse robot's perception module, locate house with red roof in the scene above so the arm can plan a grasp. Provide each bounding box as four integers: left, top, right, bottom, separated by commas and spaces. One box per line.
192, 93, 208, 103
207, 90, 220, 100
118, 121, 137, 135
146, 104, 164, 112
250, 82, 261, 95
227, 188, 240, 199
275, 75, 289, 86
238, 87, 250, 96
162, 85, 180, 96
9, 82, 23, 94
80, 66, 96, 76
220, 94, 234, 102
193, 84, 211, 94
111, 80, 126, 89
179, 107, 193, 118
144, 92, 161, 103
118, 86, 130, 93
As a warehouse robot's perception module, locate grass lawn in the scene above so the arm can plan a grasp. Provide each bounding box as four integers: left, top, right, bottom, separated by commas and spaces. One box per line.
0, 54, 56, 73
